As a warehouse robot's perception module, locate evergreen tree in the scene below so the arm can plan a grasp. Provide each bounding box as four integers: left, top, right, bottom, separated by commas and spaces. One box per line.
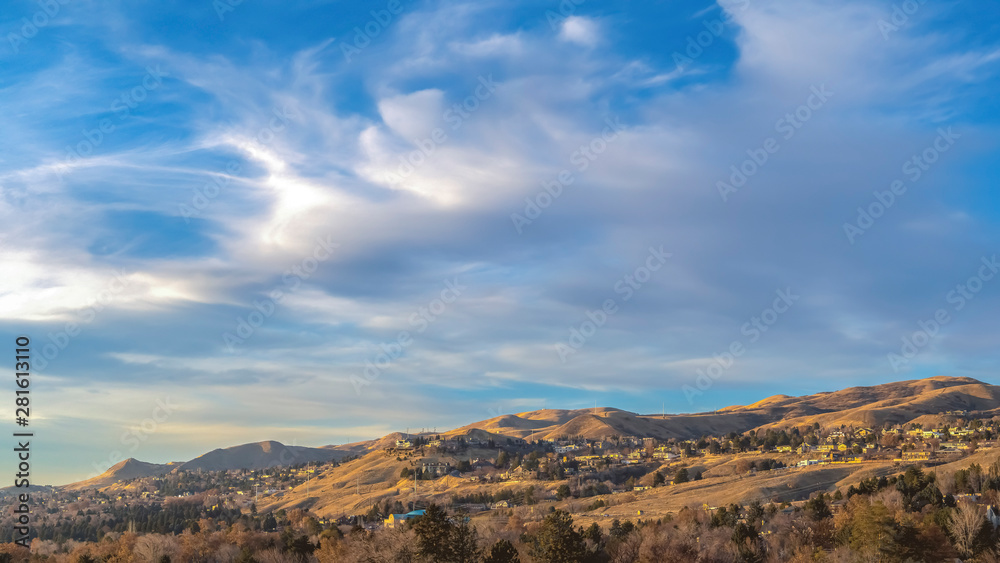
531, 510, 588, 563
484, 539, 521, 563
610, 518, 635, 539
804, 495, 832, 521
412, 504, 454, 561
449, 520, 481, 563
556, 484, 572, 500
582, 522, 602, 545
847, 498, 897, 559
732, 521, 765, 563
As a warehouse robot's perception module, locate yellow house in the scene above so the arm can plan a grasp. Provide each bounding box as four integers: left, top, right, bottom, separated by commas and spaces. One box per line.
384, 510, 425, 529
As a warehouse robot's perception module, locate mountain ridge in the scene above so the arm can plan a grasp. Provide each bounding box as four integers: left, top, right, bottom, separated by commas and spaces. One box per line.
66, 376, 998, 490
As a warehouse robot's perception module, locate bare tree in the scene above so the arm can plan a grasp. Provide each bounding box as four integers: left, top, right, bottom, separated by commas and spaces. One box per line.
926, 438, 940, 453
609, 532, 642, 563
133, 534, 178, 563
950, 501, 985, 558
880, 433, 901, 449
257, 547, 297, 563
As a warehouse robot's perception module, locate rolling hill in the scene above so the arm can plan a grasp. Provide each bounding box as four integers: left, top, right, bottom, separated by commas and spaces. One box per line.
450, 376, 1000, 442
62, 441, 355, 490
735, 376, 1000, 431
67, 376, 1000, 496
171, 441, 346, 472
64, 458, 178, 491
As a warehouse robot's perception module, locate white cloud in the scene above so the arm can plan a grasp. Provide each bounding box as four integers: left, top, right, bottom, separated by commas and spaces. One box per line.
559, 16, 600, 47
3, 0, 999, 484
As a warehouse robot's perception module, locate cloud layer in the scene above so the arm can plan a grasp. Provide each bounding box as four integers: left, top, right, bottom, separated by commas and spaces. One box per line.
1, 0, 999, 484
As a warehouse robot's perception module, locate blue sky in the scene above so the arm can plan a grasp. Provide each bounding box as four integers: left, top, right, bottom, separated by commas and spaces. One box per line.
1, 0, 999, 484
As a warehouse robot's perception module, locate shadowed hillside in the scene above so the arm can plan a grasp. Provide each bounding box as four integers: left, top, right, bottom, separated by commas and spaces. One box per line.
64, 458, 178, 491
173, 441, 347, 472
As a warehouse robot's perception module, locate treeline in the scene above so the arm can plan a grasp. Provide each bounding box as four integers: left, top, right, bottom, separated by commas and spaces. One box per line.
0, 501, 247, 544
7, 462, 1000, 561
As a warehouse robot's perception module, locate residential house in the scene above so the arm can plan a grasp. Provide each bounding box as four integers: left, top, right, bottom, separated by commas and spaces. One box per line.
384, 510, 426, 529
421, 461, 451, 477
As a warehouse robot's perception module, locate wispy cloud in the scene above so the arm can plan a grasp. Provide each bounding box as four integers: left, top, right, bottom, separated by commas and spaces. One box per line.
1, 0, 999, 484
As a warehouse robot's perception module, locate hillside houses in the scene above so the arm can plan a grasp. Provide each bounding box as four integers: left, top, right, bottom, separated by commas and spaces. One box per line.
421, 461, 452, 477
652, 449, 679, 461
363, 417, 1000, 492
